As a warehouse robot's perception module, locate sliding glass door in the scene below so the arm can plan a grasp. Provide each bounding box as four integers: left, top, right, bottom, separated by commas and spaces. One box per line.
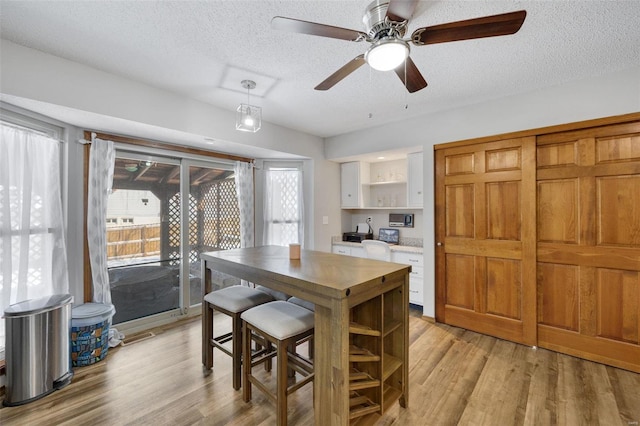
185, 161, 240, 308
107, 154, 181, 324
107, 153, 240, 325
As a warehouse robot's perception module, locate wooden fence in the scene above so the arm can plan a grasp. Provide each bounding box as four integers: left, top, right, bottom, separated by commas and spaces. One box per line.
107, 224, 161, 260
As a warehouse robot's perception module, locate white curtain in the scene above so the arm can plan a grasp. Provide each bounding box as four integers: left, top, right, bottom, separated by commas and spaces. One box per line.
263, 167, 304, 247
0, 124, 69, 350
234, 161, 254, 249
87, 137, 115, 304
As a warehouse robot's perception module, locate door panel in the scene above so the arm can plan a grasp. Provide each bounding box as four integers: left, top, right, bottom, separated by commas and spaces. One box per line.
436, 137, 537, 345
536, 122, 640, 372
445, 184, 475, 238
537, 179, 578, 243
486, 181, 521, 240
486, 258, 521, 319
537, 263, 579, 331
444, 254, 475, 309
597, 175, 640, 246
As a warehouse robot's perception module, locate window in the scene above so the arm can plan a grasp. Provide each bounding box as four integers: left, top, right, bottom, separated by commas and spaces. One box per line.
263, 163, 304, 247
0, 121, 68, 352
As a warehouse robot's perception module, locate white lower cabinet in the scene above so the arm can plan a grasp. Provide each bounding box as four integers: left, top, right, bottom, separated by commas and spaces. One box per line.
408, 268, 424, 306
332, 244, 424, 306
332, 245, 351, 256
332, 245, 365, 258
391, 252, 424, 306
350, 247, 366, 258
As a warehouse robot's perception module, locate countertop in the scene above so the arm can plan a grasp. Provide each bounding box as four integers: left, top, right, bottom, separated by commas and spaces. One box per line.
332, 240, 423, 254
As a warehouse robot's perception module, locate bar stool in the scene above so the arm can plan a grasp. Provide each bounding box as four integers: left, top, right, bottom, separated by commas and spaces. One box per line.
202, 285, 274, 390
242, 301, 315, 425
256, 285, 290, 301
287, 296, 314, 359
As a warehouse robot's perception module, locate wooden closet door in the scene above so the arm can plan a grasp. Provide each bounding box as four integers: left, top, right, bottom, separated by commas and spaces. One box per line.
435, 137, 537, 345
536, 122, 640, 372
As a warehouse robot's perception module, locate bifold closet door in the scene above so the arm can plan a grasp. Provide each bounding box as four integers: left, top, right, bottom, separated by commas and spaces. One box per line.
536, 122, 640, 373
435, 137, 537, 346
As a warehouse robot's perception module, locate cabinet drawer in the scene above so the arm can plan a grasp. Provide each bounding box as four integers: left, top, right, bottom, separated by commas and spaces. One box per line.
392, 251, 424, 267
409, 266, 424, 279
332, 246, 351, 256
409, 276, 423, 305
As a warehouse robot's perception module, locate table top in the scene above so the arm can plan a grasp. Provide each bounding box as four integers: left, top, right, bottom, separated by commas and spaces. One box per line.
201, 245, 410, 304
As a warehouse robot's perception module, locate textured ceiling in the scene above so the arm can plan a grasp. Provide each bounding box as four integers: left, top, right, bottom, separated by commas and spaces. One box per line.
1, 1, 639, 138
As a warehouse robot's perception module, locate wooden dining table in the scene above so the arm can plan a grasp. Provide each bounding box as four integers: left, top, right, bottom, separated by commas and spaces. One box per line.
201, 245, 410, 425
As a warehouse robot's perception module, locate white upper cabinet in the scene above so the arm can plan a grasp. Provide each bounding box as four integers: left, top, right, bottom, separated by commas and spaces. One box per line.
341, 154, 423, 210
407, 151, 424, 208
341, 161, 369, 208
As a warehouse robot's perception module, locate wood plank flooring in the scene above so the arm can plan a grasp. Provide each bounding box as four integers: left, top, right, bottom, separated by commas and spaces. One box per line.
1, 308, 639, 425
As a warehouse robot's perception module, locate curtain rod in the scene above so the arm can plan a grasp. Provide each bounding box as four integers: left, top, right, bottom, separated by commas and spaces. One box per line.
0, 121, 65, 144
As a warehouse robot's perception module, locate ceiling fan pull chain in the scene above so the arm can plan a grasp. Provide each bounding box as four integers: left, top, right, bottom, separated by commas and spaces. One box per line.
404, 60, 409, 110
368, 65, 373, 119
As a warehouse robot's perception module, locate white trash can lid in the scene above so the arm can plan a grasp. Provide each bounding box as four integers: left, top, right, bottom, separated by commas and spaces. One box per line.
72, 303, 115, 319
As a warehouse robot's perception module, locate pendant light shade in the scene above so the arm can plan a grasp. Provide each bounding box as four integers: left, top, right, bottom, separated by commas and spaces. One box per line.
236, 80, 261, 132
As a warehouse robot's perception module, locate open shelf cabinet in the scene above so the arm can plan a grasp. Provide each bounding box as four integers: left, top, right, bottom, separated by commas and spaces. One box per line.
348, 284, 407, 424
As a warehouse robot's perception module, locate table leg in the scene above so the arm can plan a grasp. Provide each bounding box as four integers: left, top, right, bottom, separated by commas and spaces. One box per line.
314, 300, 350, 426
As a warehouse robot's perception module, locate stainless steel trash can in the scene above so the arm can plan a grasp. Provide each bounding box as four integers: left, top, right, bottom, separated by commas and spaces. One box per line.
3, 294, 74, 406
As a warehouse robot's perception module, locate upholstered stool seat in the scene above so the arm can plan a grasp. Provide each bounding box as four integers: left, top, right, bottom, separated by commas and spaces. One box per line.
242, 301, 315, 425
202, 285, 275, 390
205, 285, 275, 312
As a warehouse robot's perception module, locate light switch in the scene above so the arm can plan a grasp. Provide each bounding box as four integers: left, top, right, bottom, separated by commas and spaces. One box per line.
322, 216, 329, 225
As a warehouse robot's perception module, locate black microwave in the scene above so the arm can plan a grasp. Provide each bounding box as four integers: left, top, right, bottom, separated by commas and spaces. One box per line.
389, 213, 414, 228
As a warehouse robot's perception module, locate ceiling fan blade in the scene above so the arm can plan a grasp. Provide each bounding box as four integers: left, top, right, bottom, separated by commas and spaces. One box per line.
386, 0, 420, 22
394, 57, 427, 93
272, 16, 366, 42
411, 10, 526, 45
315, 55, 366, 91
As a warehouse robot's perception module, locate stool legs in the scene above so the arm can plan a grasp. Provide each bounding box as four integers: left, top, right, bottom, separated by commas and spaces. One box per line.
242, 320, 314, 426
202, 301, 214, 373
231, 314, 242, 390
202, 301, 243, 390
242, 321, 252, 403
277, 339, 288, 425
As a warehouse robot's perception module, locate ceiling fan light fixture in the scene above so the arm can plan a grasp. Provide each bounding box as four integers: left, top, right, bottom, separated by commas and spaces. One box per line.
236, 79, 261, 132
365, 37, 409, 71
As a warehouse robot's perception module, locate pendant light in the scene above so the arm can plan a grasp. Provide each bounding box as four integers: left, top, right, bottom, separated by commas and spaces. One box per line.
236, 79, 261, 132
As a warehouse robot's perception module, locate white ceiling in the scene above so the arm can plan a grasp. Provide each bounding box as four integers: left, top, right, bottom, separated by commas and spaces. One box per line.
1, 1, 639, 139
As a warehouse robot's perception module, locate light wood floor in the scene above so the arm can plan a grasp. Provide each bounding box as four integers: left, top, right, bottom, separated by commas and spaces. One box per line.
1, 308, 639, 425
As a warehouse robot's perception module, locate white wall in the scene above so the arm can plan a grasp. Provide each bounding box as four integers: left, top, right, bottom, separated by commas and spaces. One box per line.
0, 40, 343, 250
325, 66, 640, 159
0, 39, 342, 305
325, 66, 640, 318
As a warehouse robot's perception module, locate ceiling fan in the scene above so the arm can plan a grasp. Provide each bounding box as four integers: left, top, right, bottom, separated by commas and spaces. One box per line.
271, 0, 526, 93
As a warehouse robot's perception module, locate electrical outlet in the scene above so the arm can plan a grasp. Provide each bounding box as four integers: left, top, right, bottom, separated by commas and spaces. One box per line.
366, 216, 372, 223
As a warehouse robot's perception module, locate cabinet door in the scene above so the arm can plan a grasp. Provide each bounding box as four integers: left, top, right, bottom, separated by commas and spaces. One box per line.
435, 137, 537, 346
407, 152, 424, 207
341, 162, 360, 207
